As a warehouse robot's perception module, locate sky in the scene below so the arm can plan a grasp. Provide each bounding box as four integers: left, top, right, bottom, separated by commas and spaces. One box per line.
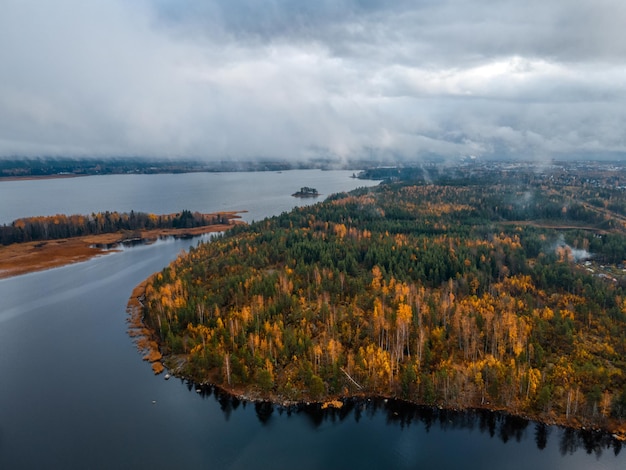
1, 0, 625, 162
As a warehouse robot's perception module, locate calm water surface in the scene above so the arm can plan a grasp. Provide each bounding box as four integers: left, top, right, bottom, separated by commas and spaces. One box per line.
1, 170, 369, 224
0, 171, 623, 469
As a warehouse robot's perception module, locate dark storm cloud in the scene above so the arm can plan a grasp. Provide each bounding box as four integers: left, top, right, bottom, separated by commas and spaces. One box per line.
1, 0, 625, 160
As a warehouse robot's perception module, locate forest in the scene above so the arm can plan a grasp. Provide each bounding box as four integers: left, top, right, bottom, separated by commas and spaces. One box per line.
0, 210, 232, 245
139, 174, 626, 433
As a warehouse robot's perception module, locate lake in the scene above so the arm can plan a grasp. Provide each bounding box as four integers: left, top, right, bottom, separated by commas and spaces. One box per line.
0, 170, 624, 469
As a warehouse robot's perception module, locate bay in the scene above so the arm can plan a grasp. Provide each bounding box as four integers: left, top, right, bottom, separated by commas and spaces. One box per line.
0, 170, 623, 469
0, 170, 368, 224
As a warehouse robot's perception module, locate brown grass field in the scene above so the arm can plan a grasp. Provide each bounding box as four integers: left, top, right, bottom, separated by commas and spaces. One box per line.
0, 212, 242, 279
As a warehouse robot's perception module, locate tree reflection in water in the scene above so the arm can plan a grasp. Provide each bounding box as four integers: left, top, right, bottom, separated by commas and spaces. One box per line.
186, 383, 624, 456
535, 423, 549, 450
255, 401, 274, 424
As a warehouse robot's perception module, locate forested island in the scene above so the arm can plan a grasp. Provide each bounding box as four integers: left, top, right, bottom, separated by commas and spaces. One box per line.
133, 164, 626, 436
292, 187, 320, 198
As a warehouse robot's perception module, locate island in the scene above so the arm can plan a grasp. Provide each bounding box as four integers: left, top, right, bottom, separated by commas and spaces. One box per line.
292, 187, 320, 198
130, 163, 626, 438
0, 210, 243, 278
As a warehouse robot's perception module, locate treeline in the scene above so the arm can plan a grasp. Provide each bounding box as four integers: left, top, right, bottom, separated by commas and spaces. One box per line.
1, 210, 232, 245
0, 156, 351, 178
141, 182, 626, 431
0, 157, 211, 178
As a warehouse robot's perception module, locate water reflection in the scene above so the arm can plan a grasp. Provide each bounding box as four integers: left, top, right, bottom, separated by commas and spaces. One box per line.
559, 427, 623, 458
191, 385, 624, 457
535, 423, 549, 450
254, 401, 274, 424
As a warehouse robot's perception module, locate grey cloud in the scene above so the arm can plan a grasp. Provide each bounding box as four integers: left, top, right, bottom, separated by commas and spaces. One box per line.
155, 1, 626, 65
153, 0, 410, 40
0, 0, 624, 161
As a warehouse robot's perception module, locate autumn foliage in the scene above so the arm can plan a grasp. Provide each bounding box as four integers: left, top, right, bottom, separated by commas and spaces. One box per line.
140, 183, 626, 431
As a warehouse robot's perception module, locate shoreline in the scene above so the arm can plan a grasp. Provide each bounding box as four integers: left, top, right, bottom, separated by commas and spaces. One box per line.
191, 380, 626, 445
0, 211, 244, 279
127, 274, 166, 374
0, 174, 86, 182
127, 278, 626, 442
187, 378, 626, 442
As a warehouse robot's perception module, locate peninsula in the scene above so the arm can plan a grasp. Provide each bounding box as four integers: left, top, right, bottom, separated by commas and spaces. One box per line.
131, 164, 626, 438
0, 210, 242, 278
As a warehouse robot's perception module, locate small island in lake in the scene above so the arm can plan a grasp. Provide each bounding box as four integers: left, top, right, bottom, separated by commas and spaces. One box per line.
131, 162, 626, 439
292, 186, 320, 198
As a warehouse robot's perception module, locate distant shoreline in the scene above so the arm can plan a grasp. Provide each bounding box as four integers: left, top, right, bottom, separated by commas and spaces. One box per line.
0, 174, 85, 182
0, 157, 367, 182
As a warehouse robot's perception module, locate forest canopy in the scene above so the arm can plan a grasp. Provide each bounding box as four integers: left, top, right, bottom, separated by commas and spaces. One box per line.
139, 176, 626, 432
0, 210, 233, 245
